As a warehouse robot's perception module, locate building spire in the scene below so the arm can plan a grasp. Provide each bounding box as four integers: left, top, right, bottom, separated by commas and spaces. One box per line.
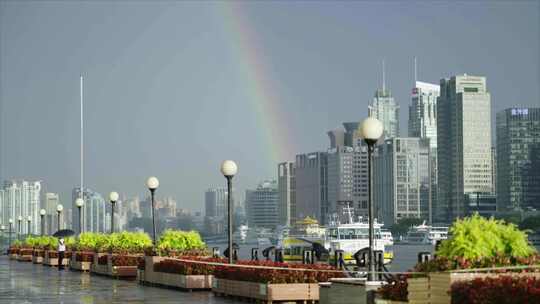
382, 59, 386, 91
414, 56, 417, 83
80, 75, 84, 198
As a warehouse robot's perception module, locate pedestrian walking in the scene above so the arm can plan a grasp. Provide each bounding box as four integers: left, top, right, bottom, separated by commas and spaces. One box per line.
58, 238, 66, 270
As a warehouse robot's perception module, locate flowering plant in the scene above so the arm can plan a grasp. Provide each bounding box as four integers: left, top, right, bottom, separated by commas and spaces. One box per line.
378, 274, 410, 301
98, 254, 108, 265
154, 257, 225, 275
76, 251, 94, 262
214, 260, 346, 284
111, 254, 140, 266
451, 275, 540, 303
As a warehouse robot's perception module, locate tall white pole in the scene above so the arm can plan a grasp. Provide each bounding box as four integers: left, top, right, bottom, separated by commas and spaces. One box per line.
80, 75, 84, 196
80, 75, 84, 233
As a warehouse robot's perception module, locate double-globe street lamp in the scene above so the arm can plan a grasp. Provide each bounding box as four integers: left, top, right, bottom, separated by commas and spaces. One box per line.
359, 117, 384, 283
221, 160, 238, 264
146, 177, 159, 246
40, 209, 46, 236
109, 192, 119, 234
56, 204, 63, 231
75, 198, 84, 235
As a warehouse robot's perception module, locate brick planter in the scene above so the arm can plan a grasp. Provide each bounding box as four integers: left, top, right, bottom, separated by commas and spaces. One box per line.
32, 250, 44, 264
407, 277, 429, 304
139, 256, 213, 291
43, 250, 69, 267
212, 278, 319, 302
90, 253, 139, 278
70, 252, 92, 271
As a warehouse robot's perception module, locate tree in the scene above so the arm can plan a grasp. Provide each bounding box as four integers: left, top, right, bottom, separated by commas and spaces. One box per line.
519, 215, 540, 232
390, 218, 424, 239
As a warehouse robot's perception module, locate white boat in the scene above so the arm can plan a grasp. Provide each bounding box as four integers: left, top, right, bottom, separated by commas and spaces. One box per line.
280, 206, 394, 264
402, 221, 448, 245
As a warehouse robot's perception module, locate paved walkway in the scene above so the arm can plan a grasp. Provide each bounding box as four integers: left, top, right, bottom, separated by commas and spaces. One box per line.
0, 256, 233, 303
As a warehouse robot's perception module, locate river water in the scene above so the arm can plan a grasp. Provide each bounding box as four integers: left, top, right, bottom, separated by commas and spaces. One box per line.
206, 242, 434, 273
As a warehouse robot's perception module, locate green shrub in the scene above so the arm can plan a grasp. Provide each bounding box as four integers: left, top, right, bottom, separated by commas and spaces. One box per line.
437, 214, 536, 260
24, 236, 39, 247
157, 229, 206, 256
105, 231, 152, 254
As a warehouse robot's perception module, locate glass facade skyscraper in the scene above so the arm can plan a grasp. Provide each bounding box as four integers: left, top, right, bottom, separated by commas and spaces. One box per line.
375, 138, 431, 225
496, 108, 540, 211
436, 75, 492, 222
368, 88, 399, 139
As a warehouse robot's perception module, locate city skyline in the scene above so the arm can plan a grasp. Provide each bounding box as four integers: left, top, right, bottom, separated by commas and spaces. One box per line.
1, 1, 538, 212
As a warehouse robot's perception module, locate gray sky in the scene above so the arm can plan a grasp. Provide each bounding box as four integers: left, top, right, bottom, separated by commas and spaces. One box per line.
1, 0, 539, 213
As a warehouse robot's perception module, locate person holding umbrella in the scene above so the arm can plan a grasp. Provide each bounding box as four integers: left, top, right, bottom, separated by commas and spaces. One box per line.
58, 238, 66, 270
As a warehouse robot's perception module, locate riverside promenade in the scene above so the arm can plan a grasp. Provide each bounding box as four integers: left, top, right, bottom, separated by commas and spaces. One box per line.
0, 257, 232, 304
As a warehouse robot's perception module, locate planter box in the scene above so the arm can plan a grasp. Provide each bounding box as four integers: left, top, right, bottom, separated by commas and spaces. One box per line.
43, 251, 69, 266
139, 256, 212, 290
408, 277, 429, 304
32, 256, 43, 264
90, 253, 139, 278
9, 254, 18, 260
213, 278, 319, 302
17, 254, 32, 262
402, 271, 540, 304
375, 300, 408, 304
70, 252, 93, 271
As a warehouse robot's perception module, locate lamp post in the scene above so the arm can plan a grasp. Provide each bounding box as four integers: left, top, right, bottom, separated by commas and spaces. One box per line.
360, 117, 384, 282
8, 219, 13, 248
56, 204, 63, 231
146, 177, 159, 246
39, 209, 46, 236
109, 192, 119, 234
221, 160, 238, 264
27, 216, 32, 237
17, 216, 22, 241
75, 198, 84, 235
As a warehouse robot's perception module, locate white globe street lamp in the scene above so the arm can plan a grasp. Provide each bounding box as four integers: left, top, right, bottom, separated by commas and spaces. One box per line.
75, 198, 84, 235
39, 209, 46, 236
56, 204, 63, 231
359, 117, 384, 282
221, 160, 238, 264
109, 191, 119, 234
146, 177, 159, 246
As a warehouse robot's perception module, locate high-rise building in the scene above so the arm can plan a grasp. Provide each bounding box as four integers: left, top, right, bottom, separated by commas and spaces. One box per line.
491, 146, 497, 194
204, 187, 235, 235
245, 180, 279, 229
408, 80, 440, 223
368, 63, 399, 139
277, 162, 295, 226
375, 138, 431, 225
72, 187, 106, 233
437, 75, 492, 222
295, 152, 328, 223
0, 180, 41, 235
496, 108, 540, 211
44, 192, 60, 234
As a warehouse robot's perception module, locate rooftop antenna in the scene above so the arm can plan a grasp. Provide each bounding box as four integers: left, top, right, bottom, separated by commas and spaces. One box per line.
414, 57, 418, 83
382, 59, 386, 91
80, 75, 84, 198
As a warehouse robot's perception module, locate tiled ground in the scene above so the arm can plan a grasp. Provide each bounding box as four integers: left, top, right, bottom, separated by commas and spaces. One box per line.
0, 256, 233, 304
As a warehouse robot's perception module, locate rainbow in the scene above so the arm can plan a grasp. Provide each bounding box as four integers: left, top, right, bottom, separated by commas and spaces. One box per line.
219, 2, 295, 165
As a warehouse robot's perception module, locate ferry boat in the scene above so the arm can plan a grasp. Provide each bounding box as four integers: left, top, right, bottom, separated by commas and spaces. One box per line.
280, 209, 393, 265
402, 221, 449, 245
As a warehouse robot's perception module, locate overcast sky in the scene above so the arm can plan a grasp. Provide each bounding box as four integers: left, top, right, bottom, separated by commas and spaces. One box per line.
1, 0, 539, 213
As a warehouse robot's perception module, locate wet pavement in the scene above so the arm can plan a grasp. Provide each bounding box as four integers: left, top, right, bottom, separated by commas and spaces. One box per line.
0, 256, 233, 304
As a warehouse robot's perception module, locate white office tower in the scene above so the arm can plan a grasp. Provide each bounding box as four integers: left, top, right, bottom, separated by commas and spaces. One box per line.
0, 180, 41, 235
368, 61, 399, 139
246, 180, 279, 229
437, 75, 492, 222
277, 162, 295, 226
408, 80, 440, 223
